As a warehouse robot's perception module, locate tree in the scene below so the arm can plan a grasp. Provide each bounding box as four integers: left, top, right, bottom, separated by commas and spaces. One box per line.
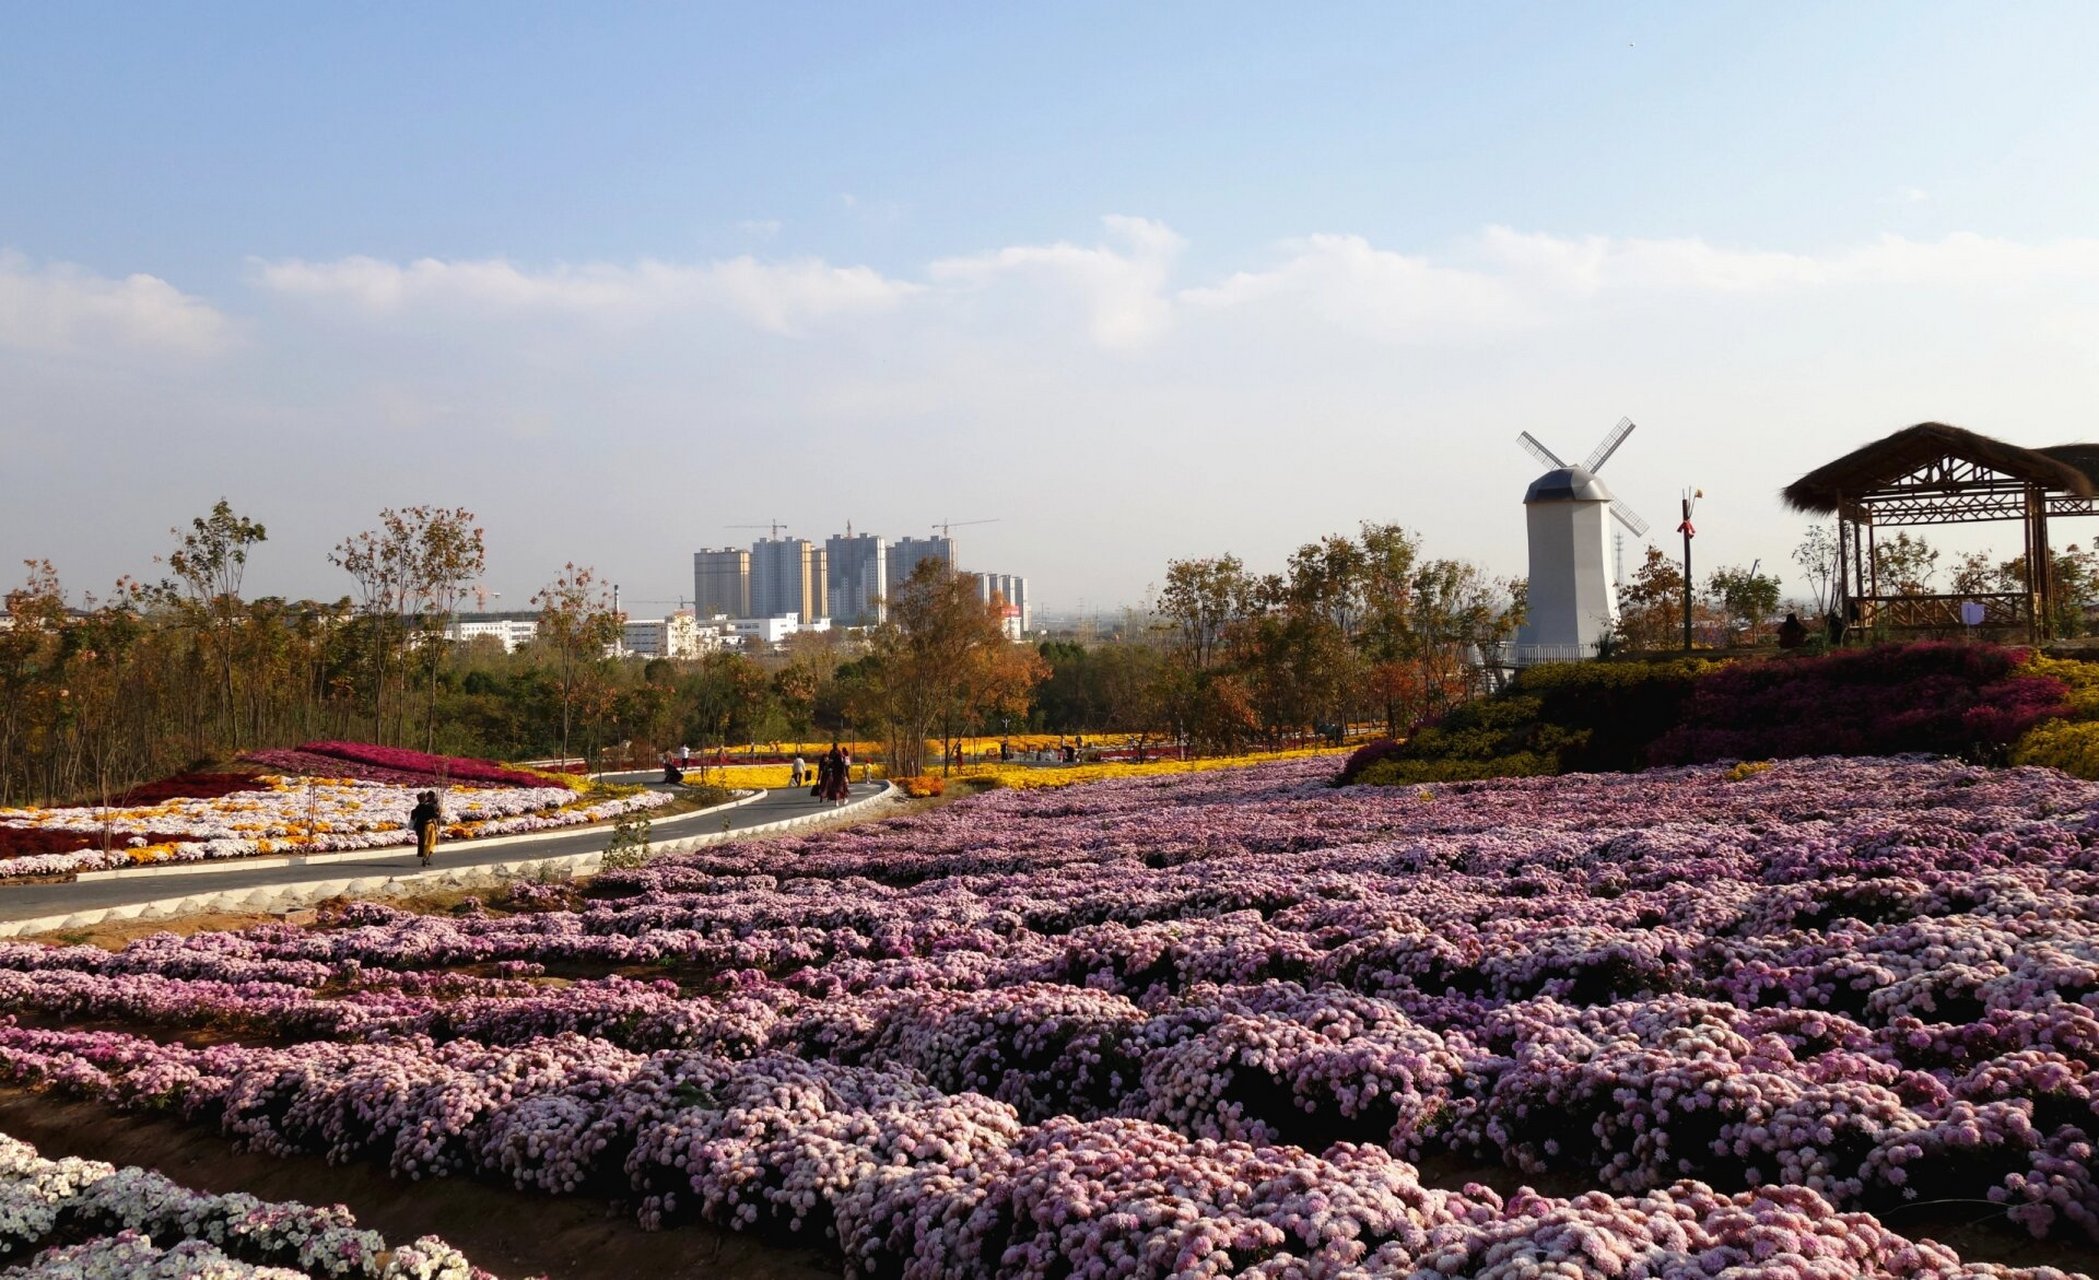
160, 499, 266, 748
854, 560, 1046, 776
1157, 556, 1257, 671
404, 508, 486, 753
1872, 531, 1939, 597
1791, 525, 1839, 617
1704, 564, 1782, 642
531, 563, 621, 765
0, 562, 65, 805
331, 513, 417, 744
1406, 557, 1521, 718
1615, 546, 1687, 651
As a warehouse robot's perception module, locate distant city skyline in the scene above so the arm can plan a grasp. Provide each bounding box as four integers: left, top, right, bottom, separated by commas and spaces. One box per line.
8, 5, 2099, 612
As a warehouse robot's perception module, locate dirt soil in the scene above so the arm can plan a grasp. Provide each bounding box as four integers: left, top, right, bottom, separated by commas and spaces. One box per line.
30, 910, 282, 950
0, 1090, 836, 1280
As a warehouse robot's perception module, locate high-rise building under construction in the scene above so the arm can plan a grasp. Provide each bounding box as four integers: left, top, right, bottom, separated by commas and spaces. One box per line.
826, 532, 887, 626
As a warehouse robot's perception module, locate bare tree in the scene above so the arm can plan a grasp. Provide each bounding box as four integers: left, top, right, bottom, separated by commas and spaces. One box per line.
160, 499, 267, 748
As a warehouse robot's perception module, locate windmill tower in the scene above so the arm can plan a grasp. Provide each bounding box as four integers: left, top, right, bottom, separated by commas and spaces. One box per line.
1513, 418, 1650, 663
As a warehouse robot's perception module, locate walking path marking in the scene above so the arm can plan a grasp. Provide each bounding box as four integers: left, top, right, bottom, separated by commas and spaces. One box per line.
0, 782, 893, 937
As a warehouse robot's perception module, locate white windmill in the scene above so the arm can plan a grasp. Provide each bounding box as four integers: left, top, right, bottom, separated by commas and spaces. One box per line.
1512, 418, 1650, 663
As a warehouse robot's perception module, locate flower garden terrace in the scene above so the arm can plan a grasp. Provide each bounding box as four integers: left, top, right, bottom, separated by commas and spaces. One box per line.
0, 757, 2097, 1277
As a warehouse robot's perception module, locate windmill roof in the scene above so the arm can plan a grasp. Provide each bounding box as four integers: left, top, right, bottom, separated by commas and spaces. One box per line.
1525, 466, 1614, 504
1783, 422, 2098, 514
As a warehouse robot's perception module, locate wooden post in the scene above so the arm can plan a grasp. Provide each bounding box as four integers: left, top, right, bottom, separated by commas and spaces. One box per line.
1833, 500, 1849, 639
1866, 518, 1878, 609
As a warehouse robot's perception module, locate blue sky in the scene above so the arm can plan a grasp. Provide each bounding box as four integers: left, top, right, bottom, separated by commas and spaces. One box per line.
6, 4, 2099, 612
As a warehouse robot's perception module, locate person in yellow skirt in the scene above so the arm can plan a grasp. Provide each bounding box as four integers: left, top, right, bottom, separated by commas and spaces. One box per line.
411, 790, 442, 867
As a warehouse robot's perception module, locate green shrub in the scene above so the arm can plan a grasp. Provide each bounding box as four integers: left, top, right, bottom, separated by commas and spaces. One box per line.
1350, 658, 1713, 786
1354, 753, 1554, 785
600, 810, 653, 871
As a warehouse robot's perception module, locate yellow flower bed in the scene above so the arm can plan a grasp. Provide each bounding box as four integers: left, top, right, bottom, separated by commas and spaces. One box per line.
697, 761, 888, 789
951, 745, 1352, 791
2009, 653, 2099, 777
2011, 719, 2099, 778
2025, 655, 2099, 717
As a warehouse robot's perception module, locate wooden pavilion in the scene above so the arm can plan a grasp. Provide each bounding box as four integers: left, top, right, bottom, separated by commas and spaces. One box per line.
1783, 422, 2099, 641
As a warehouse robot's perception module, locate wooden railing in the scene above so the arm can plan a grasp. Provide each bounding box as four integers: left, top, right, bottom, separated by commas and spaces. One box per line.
1854, 592, 2034, 631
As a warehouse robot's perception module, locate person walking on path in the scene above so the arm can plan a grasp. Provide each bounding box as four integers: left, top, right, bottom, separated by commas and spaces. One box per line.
410, 790, 442, 867
820, 744, 850, 805
790, 754, 806, 788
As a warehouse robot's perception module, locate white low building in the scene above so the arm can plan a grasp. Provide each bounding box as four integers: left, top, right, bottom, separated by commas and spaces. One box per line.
445, 618, 539, 653
729, 613, 831, 649
621, 611, 731, 659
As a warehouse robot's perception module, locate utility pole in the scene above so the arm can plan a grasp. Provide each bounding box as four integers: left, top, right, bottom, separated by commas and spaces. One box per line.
1679, 490, 1701, 651
612, 583, 622, 657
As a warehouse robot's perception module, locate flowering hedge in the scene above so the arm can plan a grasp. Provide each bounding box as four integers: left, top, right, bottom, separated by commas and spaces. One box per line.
1359, 643, 2074, 785
1649, 641, 2067, 765
0, 758, 2091, 1273
287, 743, 557, 790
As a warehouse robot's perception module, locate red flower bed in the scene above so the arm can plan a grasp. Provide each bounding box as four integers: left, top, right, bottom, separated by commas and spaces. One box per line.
1647, 641, 2070, 766
112, 772, 263, 806
241, 749, 494, 789
290, 742, 561, 789
0, 828, 209, 858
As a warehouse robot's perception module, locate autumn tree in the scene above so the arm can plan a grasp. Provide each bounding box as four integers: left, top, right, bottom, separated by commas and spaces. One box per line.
854, 560, 1046, 776
1157, 556, 1258, 671
1872, 531, 1939, 597
0, 563, 66, 804
1614, 546, 1687, 651
531, 563, 621, 765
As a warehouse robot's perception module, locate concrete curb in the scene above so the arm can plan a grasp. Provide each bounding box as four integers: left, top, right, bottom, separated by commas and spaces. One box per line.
73, 788, 771, 883
0, 783, 896, 939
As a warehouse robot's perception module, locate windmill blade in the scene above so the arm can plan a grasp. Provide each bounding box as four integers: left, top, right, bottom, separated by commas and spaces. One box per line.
1583, 417, 1637, 473
1517, 432, 1567, 469
1611, 501, 1651, 538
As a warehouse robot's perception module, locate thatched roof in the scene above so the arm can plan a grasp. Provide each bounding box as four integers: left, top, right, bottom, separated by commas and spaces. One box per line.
2034, 443, 2099, 488
1782, 422, 2097, 515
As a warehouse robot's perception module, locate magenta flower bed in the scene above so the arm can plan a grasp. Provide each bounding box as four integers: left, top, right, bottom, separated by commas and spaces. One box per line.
240, 748, 499, 790
286, 741, 561, 789
0, 756, 2096, 1275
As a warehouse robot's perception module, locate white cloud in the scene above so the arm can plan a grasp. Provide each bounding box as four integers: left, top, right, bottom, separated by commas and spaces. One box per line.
239, 224, 2099, 359
251, 253, 918, 334
931, 215, 1186, 349
1182, 233, 1534, 341
0, 252, 231, 356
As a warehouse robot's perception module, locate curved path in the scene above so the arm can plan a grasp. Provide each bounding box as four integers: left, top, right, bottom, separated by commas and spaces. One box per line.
0, 782, 892, 936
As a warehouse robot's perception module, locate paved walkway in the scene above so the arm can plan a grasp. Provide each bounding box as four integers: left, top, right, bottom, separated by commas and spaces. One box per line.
0, 782, 889, 929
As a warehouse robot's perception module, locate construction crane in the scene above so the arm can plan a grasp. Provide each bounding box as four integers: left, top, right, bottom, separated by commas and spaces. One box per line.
931, 518, 999, 539
726, 521, 791, 539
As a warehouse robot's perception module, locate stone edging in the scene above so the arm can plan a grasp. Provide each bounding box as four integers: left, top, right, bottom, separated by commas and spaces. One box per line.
0, 783, 896, 939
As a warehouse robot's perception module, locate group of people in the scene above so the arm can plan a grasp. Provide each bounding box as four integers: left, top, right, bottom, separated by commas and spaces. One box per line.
799, 744, 853, 805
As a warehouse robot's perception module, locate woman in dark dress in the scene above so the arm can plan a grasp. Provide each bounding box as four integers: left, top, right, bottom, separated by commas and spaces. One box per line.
820, 744, 850, 804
